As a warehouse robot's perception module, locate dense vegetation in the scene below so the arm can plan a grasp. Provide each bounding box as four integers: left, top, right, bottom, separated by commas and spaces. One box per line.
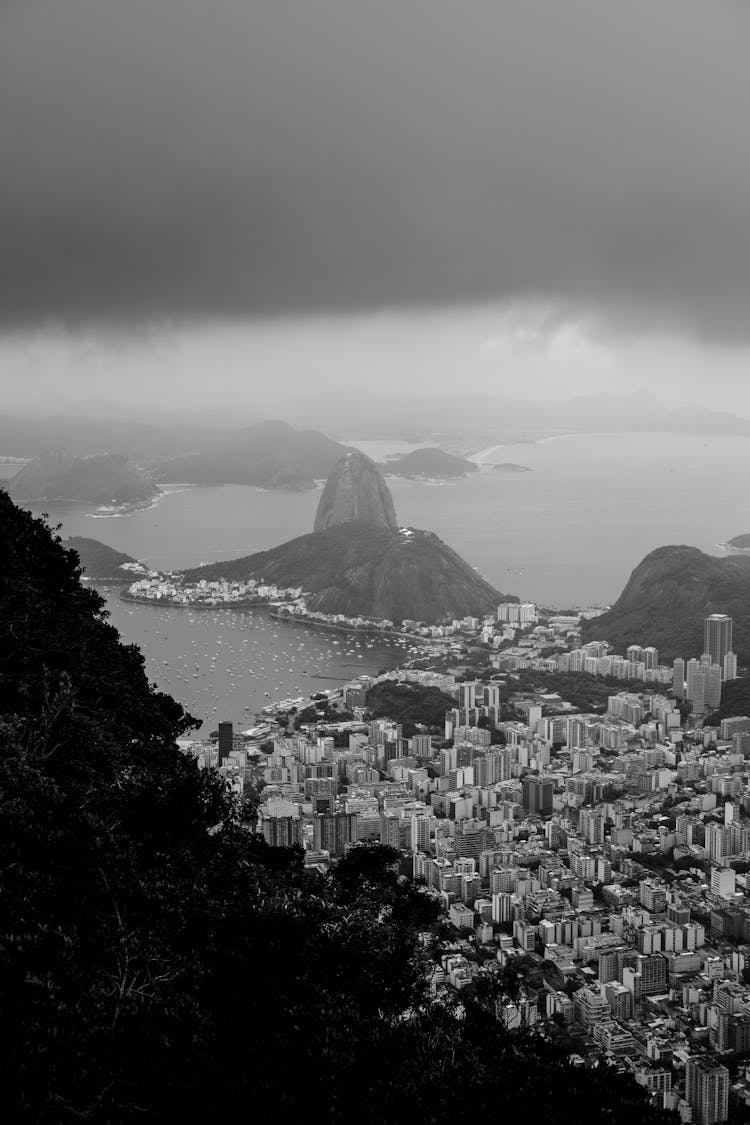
705, 676, 750, 726
514, 670, 657, 713
0, 490, 675, 1123
365, 681, 458, 736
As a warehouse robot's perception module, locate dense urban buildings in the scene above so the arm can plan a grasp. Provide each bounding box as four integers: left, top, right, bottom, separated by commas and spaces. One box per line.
175, 603, 750, 1122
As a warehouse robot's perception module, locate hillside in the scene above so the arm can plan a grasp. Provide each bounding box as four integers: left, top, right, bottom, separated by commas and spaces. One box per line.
382, 447, 478, 479
727, 533, 750, 550
184, 521, 509, 623
154, 419, 349, 489
64, 536, 146, 580
582, 545, 750, 662
0, 488, 673, 1123
8, 449, 159, 505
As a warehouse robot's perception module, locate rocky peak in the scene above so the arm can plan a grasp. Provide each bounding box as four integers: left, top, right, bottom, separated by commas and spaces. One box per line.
313, 449, 398, 533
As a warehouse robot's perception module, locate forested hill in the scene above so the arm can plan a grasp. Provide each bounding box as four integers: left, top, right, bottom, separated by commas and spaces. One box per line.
64, 535, 143, 580
0, 488, 675, 1124
582, 544, 750, 662
184, 521, 508, 624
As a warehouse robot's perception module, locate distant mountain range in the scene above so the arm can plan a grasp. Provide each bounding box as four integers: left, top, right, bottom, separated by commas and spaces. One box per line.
153, 420, 349, 490
2, 390, 750, 467
0, 420, 351, 496
582, 545, 750, 663
183, 450, 509, 623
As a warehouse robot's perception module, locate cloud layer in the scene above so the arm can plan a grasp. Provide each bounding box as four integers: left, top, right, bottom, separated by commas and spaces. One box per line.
2, 0, 749, 338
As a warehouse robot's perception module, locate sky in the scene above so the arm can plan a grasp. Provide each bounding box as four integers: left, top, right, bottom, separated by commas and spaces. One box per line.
2, 0, 750, 418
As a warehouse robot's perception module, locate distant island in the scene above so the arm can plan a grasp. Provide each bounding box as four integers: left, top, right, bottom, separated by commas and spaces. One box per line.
726, 533, 750, 550
8, 450, 160, 506
381, 447, 478, 480
492, 462, 534, 473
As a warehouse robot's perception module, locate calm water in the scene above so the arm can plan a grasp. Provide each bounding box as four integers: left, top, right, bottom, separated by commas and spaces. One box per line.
101, 590, 405, 736
16, 430, 750, 728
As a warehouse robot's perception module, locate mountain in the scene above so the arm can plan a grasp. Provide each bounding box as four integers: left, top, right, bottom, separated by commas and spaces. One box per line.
726, 533, 750, 550
185, 521, 506, 623
7, 450, 159, 505
186, 454, 508, 622
581, 545, 750, 662
64, 536, 146, 581
155, 419, 349, 490
381, 448, 478, 479
314, 449, 398, 531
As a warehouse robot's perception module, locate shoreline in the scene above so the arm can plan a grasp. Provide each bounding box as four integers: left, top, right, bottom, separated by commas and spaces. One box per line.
116, 585, 433, 645
268, 607, 430, 644
119, 589, 272, 610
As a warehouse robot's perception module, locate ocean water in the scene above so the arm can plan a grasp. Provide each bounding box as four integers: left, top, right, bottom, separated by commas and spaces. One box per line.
16, 430, 750, 728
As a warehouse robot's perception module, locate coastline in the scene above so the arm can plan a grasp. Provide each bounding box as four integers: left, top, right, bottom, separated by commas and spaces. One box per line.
119, 589, 271, 610
117, 588, 431, 645
268, 607, 429, 643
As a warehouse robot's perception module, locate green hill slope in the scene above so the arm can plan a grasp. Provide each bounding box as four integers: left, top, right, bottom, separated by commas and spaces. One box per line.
184, 521, 508, 623
582, 544, 750, 662
64, 535, 145, 580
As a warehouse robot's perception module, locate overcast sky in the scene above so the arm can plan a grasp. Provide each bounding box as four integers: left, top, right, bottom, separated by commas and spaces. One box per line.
2, 0, 750, 417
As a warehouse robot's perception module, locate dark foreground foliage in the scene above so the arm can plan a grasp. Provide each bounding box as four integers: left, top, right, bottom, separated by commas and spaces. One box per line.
0, 490, 675, 1124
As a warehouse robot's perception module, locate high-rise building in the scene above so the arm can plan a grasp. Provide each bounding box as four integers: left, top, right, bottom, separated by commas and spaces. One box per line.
260, 815, 302, 848
685, 1056, 729, 1125
312, 812, 358, 857
522, 776, 554, 817
457, 682, 478, 710
218, 720, 234, 765
672, 658, 685, 699
686, 658, 721, 712
723, 651, 738, 682
704, 615, 733, 668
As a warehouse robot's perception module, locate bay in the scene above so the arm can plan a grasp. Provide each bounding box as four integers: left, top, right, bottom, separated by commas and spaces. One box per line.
16, 429, 750, 730
101, 590, 406, 737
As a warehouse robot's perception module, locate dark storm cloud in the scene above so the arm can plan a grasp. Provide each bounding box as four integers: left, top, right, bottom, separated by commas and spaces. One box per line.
1, 0, 749, 337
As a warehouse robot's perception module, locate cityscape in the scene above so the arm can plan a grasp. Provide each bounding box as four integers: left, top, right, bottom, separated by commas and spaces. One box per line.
179, 608, 750, 1124
5, 2, 750, 1120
